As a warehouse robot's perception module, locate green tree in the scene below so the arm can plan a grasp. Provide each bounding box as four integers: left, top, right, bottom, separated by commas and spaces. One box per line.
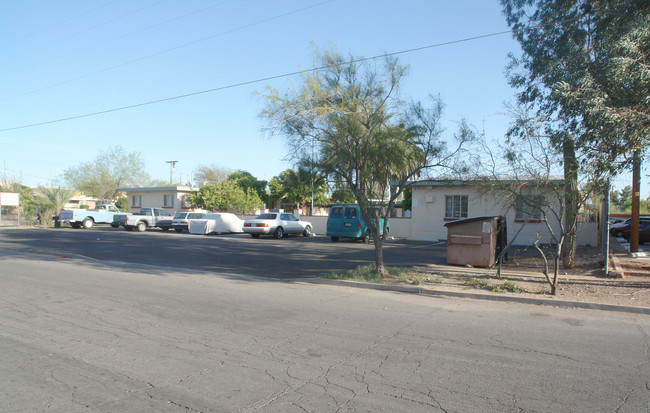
63, 146, 150, 202
401, 188, 412, 211
34, 186, 76, 227
502, 0, 650, 265
268, 168, 328, 214
261, 47, 469, 277
502, 0, 650, 171
188, 181, 262, 213
115, 197, 130, 212
330, 187, 355, 204
226, 171, 268, 204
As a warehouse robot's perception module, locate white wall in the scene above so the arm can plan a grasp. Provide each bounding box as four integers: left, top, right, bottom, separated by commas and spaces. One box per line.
409, 184, 576, 246
241, 199, 601, 247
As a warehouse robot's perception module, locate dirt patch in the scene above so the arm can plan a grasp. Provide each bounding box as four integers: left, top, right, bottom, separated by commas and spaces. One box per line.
410, 246, 650, 308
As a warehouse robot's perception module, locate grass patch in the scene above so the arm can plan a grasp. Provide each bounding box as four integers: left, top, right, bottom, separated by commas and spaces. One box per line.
464, 278, 526, 293
323, 264, 434, 285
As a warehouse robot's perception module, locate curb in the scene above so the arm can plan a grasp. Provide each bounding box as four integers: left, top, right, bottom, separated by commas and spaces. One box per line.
308, 278, 650, 315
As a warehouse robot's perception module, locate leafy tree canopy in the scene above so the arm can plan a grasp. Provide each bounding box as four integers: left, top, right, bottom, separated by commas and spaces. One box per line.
502, 0, 650, 174
268, 167, 328, 213
34, 186, 76, 226
62, 146, 150, 202
260, 45, 470, 276
188, 180, 262, 213
226, 170, 268, 203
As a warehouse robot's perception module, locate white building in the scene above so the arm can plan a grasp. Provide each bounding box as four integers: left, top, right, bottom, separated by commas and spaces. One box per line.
406, 178, 596, 246
117, 186, 199, 214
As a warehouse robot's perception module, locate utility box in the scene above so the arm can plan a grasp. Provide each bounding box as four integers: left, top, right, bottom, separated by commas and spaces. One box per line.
444, 216, 505, 268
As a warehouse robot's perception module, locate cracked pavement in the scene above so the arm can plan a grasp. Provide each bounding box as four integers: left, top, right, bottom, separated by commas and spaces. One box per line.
1, 250, 649, 412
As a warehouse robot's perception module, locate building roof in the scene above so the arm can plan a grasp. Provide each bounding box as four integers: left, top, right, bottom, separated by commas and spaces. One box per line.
404, 177, 566, 187
117, 186, 197, 192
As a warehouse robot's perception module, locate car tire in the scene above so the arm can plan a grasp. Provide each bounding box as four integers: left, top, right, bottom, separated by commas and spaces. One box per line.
362, 231, 370, 244
174, 228, 183, 233
273, 227, 284, 239
302, 225, 312, 237
250, 233, 260, 238
110, 223, 119, 228
331, 236, 339, 242
82, 218, 94, 229
125, 226, 133, 231
71, 223, 81, 229
161, 227, 170, 231
136, 222, 147, 232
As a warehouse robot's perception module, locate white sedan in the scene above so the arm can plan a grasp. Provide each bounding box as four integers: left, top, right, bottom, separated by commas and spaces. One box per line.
243, 212, 312, 239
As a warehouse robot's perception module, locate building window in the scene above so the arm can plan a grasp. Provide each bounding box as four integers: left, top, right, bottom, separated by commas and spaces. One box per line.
180, 195, 191, 209
515, 195, 545, 221
132, 195, 142, 208
445, 195, 468, 219
163, 194, 174, 208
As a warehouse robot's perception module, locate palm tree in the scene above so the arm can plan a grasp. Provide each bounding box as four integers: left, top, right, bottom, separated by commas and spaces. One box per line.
34, 186, 76, 227
270, 168, 328, 214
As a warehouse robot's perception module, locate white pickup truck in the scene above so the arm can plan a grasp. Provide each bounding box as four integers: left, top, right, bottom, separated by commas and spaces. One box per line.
113, 207, 174, 232
58, 204, 128, 229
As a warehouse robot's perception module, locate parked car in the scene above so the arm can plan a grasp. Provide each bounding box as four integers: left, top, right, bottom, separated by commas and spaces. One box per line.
326, 204, 388, 243
58, 204, 128, 229
610, 217, 650, 237
242, 212, 312, 239
623, 220, 650, 244
189, 213, 244, 235
113, 208, 174, 232
171, 212, 205, 233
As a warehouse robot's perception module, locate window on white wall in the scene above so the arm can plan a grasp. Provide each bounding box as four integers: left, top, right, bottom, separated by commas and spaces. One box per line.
515, 195, 544, 221
132, 195, 141, 207
445, 195, 468, 219
163, 194, 174, 207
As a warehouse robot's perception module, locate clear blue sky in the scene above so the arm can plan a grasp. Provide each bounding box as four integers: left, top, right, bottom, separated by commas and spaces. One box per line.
0, 0, 645, 197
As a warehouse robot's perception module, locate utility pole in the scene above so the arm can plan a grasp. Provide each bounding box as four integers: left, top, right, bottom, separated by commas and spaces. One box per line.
166, 161, 178, 185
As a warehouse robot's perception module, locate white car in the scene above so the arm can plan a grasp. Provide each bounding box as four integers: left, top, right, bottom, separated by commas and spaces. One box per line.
243, 212, 312, 239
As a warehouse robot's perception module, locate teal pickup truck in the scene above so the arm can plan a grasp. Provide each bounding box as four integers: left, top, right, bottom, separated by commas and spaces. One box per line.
58, 204, 129, 229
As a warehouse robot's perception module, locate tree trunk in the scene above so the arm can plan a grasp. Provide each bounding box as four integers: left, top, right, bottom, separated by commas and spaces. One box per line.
374, 236, 386, 278
562, 134, 579, 269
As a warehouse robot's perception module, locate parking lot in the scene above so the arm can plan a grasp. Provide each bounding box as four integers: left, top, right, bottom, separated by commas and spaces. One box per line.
0, 227, 448, 279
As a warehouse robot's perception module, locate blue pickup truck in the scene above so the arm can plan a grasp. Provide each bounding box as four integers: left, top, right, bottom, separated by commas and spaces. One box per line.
58, 204, 129, 229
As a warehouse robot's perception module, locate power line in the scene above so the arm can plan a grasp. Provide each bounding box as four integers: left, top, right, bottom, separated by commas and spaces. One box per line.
0, 0, 123, 48
0, 30, 511, 133
1, 0, 337, 103
1, 0, 169, 64
0, 0, 237, 77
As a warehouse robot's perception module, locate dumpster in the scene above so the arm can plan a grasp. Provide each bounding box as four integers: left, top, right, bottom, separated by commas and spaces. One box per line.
444, 216, 506, 267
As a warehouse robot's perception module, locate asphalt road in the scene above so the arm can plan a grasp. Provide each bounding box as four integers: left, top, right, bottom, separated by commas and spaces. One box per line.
0, 226, 448, 278
1, 250, 649, 412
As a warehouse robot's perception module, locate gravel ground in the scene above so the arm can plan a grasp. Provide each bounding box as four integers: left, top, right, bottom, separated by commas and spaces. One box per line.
402, 245, 650, 308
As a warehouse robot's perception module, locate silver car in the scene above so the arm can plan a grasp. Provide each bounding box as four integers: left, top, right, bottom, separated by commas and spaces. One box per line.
243, 212, 312, 239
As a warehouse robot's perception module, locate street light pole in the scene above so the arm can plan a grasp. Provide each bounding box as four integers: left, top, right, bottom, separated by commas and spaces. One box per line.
166, 161, 178, 185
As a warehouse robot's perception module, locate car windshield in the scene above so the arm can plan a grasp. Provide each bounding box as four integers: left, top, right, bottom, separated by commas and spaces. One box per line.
256, 213, 277, 220
173, 213, 187, 219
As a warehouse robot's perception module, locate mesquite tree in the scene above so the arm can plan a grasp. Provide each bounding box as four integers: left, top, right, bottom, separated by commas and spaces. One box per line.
260, 47, 470, 277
